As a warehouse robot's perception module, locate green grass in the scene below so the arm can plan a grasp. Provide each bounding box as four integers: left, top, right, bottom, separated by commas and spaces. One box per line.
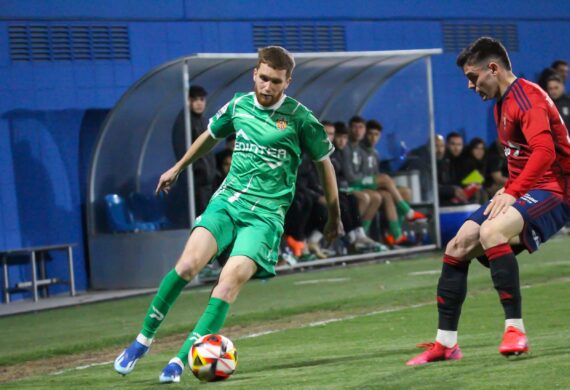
2, 236, 570, 388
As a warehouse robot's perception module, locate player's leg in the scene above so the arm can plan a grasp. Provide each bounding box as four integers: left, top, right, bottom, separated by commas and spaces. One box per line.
478, 207, 528, 356
361, 189, 382, 233
377, 189, 404, 245
407, 219, 483, 366
376, 173, 426, 221
161, 212, 282, 383
160, 256, 257, 383
114, 227, 218, 375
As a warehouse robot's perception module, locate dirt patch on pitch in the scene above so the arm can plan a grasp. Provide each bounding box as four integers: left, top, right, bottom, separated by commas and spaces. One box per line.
0, 309, 354, 384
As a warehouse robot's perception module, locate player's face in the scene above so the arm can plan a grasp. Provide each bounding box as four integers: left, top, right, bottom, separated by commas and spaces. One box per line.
463, 63, 499, 101
547, 80, 564, 100
253, 63, 291, 107
324, 124, 335, 141
435, 136, 446, 159
334, 134, 348, 150
365, 129, 381, 147
350, 122, 366, 142
447, 136, 463, 157
190, 96, 206, 114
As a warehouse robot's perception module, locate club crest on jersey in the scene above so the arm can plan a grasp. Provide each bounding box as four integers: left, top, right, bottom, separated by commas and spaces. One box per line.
275, 119, 287, 130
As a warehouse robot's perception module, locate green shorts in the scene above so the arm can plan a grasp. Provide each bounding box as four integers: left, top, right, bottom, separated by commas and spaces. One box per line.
193, 191, 284, 279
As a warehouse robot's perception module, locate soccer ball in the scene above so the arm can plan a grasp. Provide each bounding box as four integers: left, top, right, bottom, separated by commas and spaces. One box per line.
189, 334, 237, 382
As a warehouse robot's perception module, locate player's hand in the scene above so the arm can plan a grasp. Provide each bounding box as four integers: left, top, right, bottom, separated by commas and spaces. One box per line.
484, 192, 515, 220
155, 166, 182, 195
324, 216, 344, 242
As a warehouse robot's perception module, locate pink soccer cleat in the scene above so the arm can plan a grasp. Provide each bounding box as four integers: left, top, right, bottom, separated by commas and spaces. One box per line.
499, 326, 529, 357
406, 342, 463, 366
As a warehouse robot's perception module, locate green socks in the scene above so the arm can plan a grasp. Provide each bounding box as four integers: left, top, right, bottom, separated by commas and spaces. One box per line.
141, 269, 189, 339
396, 200, 411, 218
362, 220, 372, 233
388, 220, 403, 240
177, 297, 230, 365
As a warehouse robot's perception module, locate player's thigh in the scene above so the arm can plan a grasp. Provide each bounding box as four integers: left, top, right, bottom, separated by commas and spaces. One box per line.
445, 220, 483, 259
479, 206, 524, 249
363, 189, 382, 205
351, 190, 371, 209
211, 255, 257, 303
175, 227, 219, 277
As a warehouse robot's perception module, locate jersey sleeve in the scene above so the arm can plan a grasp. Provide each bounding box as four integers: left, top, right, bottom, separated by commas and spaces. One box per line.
208, 98, 236, 139
298, 111, 335, 161
505, 104, 556, 197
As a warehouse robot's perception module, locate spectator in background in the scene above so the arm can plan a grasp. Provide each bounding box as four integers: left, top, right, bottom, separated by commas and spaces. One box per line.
445, 131, 464, 182
213, 149, 232, 189
545, 74, 570, 128
331, 122, 384, 252
552, 59, 569, 83
485, 139, 508, 197
215, 133, 236, 170
436, 134, 464, 204
171, 85, 217, 217
457, 137, 488, 204
342, 116, 384, 234
361, 120, 425, 246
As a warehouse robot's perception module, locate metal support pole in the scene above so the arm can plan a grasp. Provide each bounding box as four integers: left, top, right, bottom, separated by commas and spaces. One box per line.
3, 255, 9, 304
31, 251, 38, 302
425, 56, 442, 248
67, 246, 76, 297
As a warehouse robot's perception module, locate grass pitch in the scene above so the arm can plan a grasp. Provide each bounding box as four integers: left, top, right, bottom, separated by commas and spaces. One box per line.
1, 236, 569, 389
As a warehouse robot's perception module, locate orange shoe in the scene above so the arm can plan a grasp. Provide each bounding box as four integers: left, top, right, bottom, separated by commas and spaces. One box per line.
499, 326, 528, 357
384, 234, 409, 247
407, 210, 428, 222
406, 342, 463, 366
285, 235, 305, 257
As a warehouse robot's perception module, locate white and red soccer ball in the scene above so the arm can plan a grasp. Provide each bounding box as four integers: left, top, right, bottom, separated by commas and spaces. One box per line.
189, 334, 238, 382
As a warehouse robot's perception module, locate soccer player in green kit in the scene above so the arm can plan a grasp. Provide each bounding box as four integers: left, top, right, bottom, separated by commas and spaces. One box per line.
114, 46, 344, 383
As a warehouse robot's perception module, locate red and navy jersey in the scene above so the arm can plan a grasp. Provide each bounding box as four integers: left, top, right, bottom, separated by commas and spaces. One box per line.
494, 78, 570, 202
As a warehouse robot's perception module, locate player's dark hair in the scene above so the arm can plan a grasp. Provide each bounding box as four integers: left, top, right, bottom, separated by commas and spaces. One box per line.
446, 131, 463, 142
348, 115, 366, 127
334, 121, 348, 135
546, 73, 564, 84
257, 46, 295, 77
551, 59, 568, 69
456, 37, 512, 71
189, 85, 207, 99
366, 119, 383, 132
321, 120, 333, 127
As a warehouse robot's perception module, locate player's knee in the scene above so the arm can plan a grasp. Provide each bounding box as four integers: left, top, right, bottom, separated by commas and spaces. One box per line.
445, 235, 474, 257
175, 254, 203, 280
212, 280, 241, 303
370, 191, 382, 206
479, 221, 508, 249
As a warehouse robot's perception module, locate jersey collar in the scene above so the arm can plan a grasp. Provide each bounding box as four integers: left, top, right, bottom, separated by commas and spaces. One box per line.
253, 93, 287, 111
498, 77, 519, 104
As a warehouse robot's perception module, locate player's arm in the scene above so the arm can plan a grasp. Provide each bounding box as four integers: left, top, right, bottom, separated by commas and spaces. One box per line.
155, 131, 220, 195
314, 158, 344, 241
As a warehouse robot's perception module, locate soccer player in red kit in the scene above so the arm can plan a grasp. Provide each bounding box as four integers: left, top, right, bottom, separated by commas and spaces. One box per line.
407, 37, 570, 366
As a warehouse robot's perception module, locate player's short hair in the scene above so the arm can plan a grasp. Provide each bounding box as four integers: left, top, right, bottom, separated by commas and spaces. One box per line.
334, 121, 348, 135
189, 85, 207, 99
456, 37, 512, 71
321, 120, 334, 127
546, 73, 564, 84
257, 46, 295, 78
446, 131, 463, 142
348, 115, 366, 127
366, 119, 383, 132
551, 59, 568, 69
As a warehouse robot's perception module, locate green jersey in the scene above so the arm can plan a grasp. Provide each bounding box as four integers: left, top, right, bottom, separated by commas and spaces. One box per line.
208, 92, 334, 221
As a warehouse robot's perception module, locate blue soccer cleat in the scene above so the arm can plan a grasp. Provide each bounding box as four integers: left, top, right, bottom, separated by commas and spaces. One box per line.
159, 357, 184, 383
114, 340, 149, 375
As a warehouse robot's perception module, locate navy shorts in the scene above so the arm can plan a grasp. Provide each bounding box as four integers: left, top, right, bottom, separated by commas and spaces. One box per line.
468, 189, 570, 253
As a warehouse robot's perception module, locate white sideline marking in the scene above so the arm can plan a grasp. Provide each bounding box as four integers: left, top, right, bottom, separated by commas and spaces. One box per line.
408, 270, 440, 276
51, 302, 430, 376
294, 278, 350, 285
